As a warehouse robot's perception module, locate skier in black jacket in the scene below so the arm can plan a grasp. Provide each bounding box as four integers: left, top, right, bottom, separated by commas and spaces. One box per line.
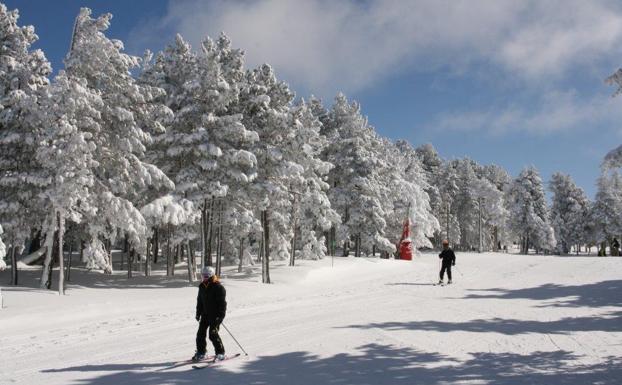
192, 266, 227, 362
438, 240, 456, 284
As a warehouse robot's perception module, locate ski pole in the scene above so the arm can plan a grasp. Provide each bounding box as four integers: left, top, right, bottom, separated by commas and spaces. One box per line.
222, 322, 249, 356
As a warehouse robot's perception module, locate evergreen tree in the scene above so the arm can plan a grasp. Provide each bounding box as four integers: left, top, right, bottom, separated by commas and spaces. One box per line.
591, 170, 622, 255
549, 172, 590, 254
507, 167, 556, 254
323, 93, 394, 257
0, 3, 51, 266
63, 8, 174, 273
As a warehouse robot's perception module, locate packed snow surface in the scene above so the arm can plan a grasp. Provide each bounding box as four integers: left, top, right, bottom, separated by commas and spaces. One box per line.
1, 252, 621, 384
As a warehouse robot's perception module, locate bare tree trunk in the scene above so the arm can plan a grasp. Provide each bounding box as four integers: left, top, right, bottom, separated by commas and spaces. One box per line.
80, 240, 84, 263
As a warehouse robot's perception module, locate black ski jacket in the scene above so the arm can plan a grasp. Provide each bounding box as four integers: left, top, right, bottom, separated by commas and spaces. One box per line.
439, 249, 456, 266
196, 279, 227, 323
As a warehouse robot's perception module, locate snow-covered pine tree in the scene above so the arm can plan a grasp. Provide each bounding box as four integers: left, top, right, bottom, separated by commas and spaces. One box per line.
323, 93, 394, 257
591, 170, 622, 255
507, 167, 556, 254
415, 143, 444, 246
234, 64, 299, 283
141, 33, 258, 269
288, 100, 340, 263
0, 3, 51, 285
394, 140, 440, 250
36, 71, 103, 292
453, 158, 481, 250
471, 175, 507, 252
436, 161, 461, 246
549, 172, 590, 255
63, 8, 174, 273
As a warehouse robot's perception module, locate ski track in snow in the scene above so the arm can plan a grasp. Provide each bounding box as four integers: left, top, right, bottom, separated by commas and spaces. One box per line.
1, 252, 621, 385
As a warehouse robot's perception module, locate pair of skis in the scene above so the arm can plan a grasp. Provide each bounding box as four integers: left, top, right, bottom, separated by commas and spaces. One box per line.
161, 353, 242, 371
192, 353, 241, 370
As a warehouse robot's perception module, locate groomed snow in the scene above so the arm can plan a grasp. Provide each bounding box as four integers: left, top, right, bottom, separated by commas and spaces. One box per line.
1, 252, 621, 384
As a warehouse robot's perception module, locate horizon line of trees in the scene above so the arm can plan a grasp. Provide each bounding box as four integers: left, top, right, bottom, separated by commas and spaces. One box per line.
0, 4, 620, 294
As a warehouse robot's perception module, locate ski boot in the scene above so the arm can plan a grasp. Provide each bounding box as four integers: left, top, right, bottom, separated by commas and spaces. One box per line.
215, 354, 225, 361
191, 351, 206, 362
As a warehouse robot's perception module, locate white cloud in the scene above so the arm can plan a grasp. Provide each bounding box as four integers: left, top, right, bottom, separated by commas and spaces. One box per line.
129, 0, 622, 96
427, 90, 622, 135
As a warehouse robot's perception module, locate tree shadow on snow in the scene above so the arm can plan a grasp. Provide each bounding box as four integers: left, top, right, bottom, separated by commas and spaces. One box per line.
341, 310, 622, 335
40, 343, 621, 385
464, 280, 622, 308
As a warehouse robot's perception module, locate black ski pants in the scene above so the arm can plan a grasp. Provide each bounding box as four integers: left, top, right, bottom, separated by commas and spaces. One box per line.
196, 318, 225, 355
439, 262, 452, 281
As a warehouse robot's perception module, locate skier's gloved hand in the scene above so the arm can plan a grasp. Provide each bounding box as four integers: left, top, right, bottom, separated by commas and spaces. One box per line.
196, 314, 201, 322
452, 262, 455, 266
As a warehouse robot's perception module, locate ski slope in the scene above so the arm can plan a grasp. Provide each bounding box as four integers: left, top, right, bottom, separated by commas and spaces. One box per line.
1, 252, 621, 385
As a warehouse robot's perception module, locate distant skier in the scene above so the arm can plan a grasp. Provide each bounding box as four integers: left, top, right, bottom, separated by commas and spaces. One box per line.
192, 266, 227, 362
438, 240, 456, 285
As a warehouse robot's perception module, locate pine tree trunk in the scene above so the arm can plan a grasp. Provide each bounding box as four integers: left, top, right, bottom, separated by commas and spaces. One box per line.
166, 224, 172, 276
206, 199, 215, 267
122, 234, 128, 270
216, 200, 223, 276
57, 213, 65, 295
262, 210, 271, 284
80, 240, 84, 263
290, 196, 297, 267
66, 241, 73, 282
40, 225, 55, 289
201, 202, 207, 269
186, 242, 195, 283
10, 240, 18, 286
128, 249, 134, 278
238, 238, 244, 273
145, 238, 151, 277
355, 233, 361, 258
153, 228, 159, 264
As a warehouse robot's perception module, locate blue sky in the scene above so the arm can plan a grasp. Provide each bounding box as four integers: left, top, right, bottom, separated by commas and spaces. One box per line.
6, 0, 622, 198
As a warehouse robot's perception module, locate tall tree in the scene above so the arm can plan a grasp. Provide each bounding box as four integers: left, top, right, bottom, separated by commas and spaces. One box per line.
63, 8, 174, 273
0, 3, 51, 284
234, 64, 299, 282
141, 33, 258, 268
591, 170, 622, 255
549, 172, 590, 254
36, 71, 103, 291
507, 167, 556, 254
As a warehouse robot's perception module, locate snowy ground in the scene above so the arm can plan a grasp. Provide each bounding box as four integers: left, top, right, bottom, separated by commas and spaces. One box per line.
1, 252, 621, 385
